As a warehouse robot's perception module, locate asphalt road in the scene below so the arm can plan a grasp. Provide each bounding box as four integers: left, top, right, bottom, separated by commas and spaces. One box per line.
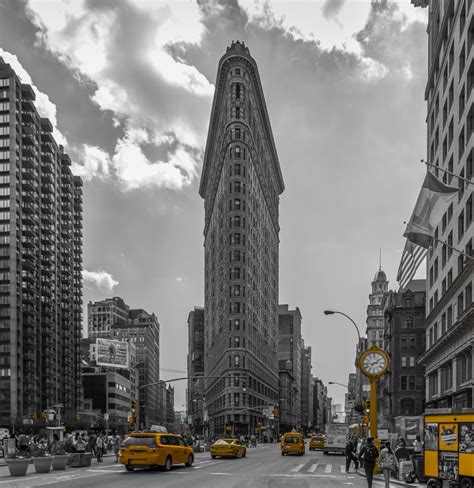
0, 445, 408, 488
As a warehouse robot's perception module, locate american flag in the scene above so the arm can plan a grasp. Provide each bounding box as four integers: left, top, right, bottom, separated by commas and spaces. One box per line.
396, 239, 427, 289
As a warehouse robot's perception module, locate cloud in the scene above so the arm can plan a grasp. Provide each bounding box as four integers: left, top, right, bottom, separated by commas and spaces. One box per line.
176, 276, 183, 282
0, 48, 67, 145
322, 0, 346, 23
72, 144, 111, 181
82, 269, 119, 294
26, 0, 212, 191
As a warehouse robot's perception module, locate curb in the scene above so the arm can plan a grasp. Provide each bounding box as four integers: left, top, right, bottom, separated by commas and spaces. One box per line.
356, 469, 425, 487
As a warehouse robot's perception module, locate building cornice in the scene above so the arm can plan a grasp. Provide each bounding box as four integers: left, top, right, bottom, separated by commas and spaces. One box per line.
199, 43, 285, 199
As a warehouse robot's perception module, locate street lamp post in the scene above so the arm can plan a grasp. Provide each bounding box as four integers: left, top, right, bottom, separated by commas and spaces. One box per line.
323, 310, 364, 433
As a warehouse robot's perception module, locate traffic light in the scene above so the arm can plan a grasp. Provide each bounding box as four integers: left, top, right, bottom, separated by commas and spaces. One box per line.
131, 399, 137, 414
128, 415, 136, 426
365, 400, 370, 414
75, 414, 80, 421
256, 421, 261, 431
272, 407, 279, 415
240, 380, 247, 391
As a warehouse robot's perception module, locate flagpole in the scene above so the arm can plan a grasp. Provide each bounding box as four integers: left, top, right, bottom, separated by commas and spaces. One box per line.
431, 236, 474, 261
421, 159, 474, 187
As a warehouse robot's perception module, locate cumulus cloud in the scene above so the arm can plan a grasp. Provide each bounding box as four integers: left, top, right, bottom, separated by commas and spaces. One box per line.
26, 0, 212, 191
0, 48, 67, 145
322, 0, 346, 24
82, 269, 119, 294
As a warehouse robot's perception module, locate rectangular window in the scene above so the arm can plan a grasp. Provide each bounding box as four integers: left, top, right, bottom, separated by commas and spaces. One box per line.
401, 356, 407, 367
409, 356, 415, 367
401, 376, 407, 391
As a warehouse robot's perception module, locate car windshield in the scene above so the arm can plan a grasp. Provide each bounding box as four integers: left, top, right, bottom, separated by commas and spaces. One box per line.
284, 436, 300, 444
312, 436, 323, 441
123, 436, 157, 447
214, 439, 232, 445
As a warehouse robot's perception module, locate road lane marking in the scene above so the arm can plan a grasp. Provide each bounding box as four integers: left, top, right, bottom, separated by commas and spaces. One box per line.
209, 472, 234, 475
291, 463, 304, 472
193, 460, 224, 469
324, 464, 332, 473
308, 463, 318, 473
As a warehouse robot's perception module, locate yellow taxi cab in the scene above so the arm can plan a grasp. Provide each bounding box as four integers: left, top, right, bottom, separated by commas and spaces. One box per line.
281, 432, 305, 456
119, 429, 194, 472
309, 434, 325, 451
210, 438, 247, 458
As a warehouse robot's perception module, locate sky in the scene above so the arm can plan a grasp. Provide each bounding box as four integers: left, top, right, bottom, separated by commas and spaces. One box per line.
0, 0, 429, 410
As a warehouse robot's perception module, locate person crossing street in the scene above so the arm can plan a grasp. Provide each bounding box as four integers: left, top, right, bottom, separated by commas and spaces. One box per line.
359, 437, 379, 488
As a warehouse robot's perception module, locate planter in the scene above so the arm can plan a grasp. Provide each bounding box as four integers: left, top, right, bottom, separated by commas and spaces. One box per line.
33, 456, 52, 473
6, 458, 31, 476
69, 452, 92, 467
52, 454, 70, 471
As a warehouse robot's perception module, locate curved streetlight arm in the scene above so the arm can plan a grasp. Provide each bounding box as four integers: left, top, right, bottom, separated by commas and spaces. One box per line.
324, 310, 362, 344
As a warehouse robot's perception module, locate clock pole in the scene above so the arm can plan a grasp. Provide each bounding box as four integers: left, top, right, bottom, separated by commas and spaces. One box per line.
369, 378, 378, 438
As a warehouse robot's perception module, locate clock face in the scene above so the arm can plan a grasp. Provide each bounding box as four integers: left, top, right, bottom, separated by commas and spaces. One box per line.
362, 352, 386, 375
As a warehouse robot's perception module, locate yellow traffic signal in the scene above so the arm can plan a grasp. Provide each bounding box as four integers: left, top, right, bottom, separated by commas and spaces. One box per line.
365, 400, 370, 413
131, 399, 137, 414
128, 415, 136, 425
272, 407, 278, 415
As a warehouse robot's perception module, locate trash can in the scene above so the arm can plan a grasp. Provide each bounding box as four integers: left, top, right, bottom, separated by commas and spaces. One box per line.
413, 454, 426, 483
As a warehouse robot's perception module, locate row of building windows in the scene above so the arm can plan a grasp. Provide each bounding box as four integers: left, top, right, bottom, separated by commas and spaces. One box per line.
0, 80, 9, 88
400, 374, 423, 391
0, 103, 9, 112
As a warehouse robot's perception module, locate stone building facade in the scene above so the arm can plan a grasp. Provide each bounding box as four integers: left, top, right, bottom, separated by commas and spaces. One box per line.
379, 280, 426, 431
412, 0, 473, 409
200, 41, 284, 436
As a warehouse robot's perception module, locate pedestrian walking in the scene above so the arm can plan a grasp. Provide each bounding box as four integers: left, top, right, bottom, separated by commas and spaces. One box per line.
358, 437, 379, 488
96, 435, 104, 462
379, 441, 398, 488
113, 435, 121, 462
413, 435, 423, 453
345, 437, 359, 472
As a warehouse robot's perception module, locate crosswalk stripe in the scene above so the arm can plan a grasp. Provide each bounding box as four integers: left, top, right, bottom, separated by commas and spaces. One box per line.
324, 464, 332, 473
291, 464, 304, 472
340, 465, 345, 473
308, 463, 318, 473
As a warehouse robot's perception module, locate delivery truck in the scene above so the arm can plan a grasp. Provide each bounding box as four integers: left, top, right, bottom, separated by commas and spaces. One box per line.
324, 423, 348, 455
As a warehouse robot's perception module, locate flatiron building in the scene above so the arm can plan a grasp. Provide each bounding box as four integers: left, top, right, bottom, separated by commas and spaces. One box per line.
200, 41, 284, 436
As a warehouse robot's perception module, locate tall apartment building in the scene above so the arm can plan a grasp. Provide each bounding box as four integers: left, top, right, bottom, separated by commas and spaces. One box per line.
379, 280, 426, 431
312, 377, 328, 432
412, 0, 473, 409
277, 304, 302, 431
187, 307, 205, 435
200, 41, 285, 436
0, 58, 83, 424
112, 308, 161, 427
366, 268, 389, 349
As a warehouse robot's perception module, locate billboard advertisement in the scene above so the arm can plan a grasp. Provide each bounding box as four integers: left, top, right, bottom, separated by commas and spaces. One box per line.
96, 338, 129, 369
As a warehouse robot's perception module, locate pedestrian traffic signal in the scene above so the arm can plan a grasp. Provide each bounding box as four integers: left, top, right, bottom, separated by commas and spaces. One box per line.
131, 399, 137, 414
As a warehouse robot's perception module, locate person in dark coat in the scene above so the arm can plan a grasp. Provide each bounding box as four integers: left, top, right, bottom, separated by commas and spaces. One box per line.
358, 437, 379, 488
345, 437, 359, 472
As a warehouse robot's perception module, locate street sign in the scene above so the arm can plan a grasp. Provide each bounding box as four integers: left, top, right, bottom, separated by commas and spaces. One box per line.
104, 413, 109, 421
362, 385, 371, 392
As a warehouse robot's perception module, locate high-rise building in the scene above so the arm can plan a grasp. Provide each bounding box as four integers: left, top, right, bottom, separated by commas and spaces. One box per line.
379, 280, 426, 431
0, 58, 83, 425
301, 343, 313, 432
366, 268, 389, 349
187, 307, 205, 435
200, 41, 284, 436
277, 304, 302, 431
412, 0, 473, 409
88, 297, 130, 338
112, 308, 161, 427
312, 377, 328, 432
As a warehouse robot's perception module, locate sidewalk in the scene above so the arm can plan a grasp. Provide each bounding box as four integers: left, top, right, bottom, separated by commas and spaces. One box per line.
357, 468, 425, 487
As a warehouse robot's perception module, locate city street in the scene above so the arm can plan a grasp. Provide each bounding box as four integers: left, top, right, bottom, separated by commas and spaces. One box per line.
0, 445, 412, 488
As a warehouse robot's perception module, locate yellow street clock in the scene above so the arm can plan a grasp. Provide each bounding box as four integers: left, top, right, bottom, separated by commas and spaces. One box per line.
358, 345, 390, 379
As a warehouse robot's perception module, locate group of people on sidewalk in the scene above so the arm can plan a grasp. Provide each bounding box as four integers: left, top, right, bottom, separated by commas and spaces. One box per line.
345, 435, 424, 488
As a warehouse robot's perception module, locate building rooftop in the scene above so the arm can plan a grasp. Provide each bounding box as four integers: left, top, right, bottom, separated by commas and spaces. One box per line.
400, 279, 426, 293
